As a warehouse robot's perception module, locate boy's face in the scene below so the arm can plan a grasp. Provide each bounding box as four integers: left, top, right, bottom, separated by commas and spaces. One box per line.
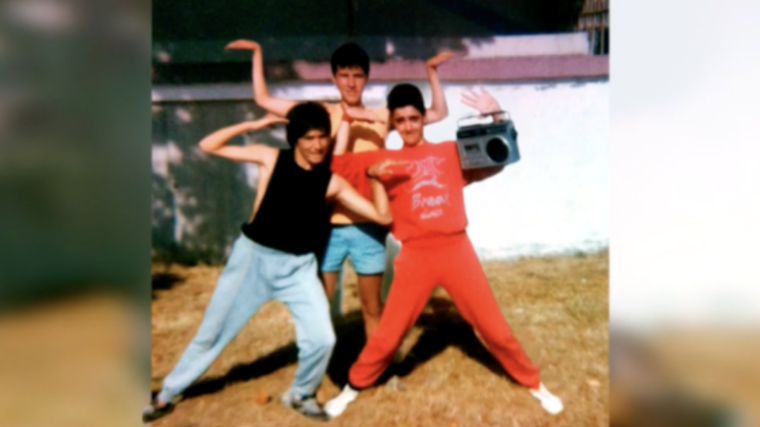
296, 128, 330, 165
391, 106, 424, 147
332, 66, 367, 106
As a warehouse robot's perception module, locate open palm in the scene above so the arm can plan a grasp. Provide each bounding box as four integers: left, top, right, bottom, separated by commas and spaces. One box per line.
461, 86, 500, 116
254, 113, 288, 129
343, 104, 386, 124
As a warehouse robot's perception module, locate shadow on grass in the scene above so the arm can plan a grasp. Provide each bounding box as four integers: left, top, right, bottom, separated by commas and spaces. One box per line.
177, 311, 369, 401
326, 310, 369, 385
326, 297, 518, 387
181, 342, 300, 400
151, 272, 184, 299
395, 297, 516, 383
171, 296, 517, 401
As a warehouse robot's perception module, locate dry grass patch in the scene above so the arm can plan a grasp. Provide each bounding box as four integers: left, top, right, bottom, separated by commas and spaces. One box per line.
150, 251, 608, 426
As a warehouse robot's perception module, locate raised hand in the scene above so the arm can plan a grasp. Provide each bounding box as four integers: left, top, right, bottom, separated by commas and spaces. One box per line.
225, 39, 261, 51
251, 113, 288, 129
426, 51, 462, 69
342, 103, 387, 124
461, 86, 501, 117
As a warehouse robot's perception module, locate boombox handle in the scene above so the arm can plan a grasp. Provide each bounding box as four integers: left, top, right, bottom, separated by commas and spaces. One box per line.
457, 110, 510, 128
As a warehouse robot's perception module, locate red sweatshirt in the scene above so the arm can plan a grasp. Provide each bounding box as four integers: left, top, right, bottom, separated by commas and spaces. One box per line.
331, 141, 468, 245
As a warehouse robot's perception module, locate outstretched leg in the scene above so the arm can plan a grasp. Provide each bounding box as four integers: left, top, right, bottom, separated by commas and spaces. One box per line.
348, 247, 435, 388
146, 236, 269, 422
272, 253, 336, 421
274, 255, 336, 398
441, 238, 563, 414
440, 238, 540, 388
326, 247, 435, 418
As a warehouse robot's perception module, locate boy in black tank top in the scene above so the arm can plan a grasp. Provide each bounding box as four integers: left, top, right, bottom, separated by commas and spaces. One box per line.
144, 103, 391, 423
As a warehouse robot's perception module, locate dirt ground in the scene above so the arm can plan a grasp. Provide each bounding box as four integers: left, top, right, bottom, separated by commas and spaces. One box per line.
150, 251, 609, 427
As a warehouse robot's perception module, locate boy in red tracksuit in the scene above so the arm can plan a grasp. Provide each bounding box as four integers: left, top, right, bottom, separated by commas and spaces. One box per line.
324, 84, 564, 418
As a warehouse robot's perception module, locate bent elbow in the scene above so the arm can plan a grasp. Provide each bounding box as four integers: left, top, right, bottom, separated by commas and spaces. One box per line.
254, 94, 274, 110
198, 141, 212, 153
379, 212, 393, 226
430, 114, 446, 125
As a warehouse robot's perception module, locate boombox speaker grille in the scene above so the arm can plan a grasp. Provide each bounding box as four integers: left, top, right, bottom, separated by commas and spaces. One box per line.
486, 137, 509, 163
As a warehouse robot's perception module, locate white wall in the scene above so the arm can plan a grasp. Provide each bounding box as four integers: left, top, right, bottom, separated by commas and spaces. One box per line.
460, 33, 591, 58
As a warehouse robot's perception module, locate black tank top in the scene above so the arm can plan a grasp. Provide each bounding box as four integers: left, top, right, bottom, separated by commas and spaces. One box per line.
242, 149, 333, 255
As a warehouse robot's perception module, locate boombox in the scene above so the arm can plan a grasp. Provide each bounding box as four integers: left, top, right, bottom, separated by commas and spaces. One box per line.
455, 112, 520, 170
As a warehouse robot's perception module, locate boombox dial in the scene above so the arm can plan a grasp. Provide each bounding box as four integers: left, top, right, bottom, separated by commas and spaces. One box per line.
456, 112, 520, 170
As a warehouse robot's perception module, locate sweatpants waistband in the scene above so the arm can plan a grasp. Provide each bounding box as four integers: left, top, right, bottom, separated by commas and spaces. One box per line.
401, 231, 468, 250
239, 234, 314, 259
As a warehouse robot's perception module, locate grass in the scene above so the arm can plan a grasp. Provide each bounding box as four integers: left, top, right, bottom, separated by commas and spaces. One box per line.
150, 251, 609, 426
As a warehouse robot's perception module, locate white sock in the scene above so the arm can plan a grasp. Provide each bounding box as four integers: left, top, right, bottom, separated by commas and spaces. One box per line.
324, 385, 359, 418
529, 383, 564, 415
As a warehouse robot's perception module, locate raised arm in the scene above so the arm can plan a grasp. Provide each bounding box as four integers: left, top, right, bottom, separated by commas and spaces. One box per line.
198, 114, 286, 164
326, 174, 392, 225
423, 51, 459, 124
333, 113, 351, 156
460, 87, 507, 185
225, 40, 298, 117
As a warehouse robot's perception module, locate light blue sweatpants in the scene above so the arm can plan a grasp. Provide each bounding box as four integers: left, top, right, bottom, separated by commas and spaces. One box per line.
157, 234, 335, 402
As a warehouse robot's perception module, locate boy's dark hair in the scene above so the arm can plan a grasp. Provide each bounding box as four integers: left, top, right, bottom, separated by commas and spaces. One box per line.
387, 83, 425, 116
330, 43, 370, 76
285, 102, 331, 148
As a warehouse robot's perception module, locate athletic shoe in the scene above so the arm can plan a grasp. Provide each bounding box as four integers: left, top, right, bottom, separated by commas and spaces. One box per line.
529, 383, 564, 415
280, 391, 329, 422
324, 385, 359, 419
142, 398, 175, 423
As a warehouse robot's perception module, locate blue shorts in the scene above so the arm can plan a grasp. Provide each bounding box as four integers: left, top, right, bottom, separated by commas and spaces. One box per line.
319, 223, 388, 275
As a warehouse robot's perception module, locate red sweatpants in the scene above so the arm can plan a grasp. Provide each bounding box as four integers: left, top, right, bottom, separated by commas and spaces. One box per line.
348, 232, 540, 389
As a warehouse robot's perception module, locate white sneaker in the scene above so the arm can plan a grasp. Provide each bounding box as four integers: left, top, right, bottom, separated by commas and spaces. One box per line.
324, 385, 359, 419
529, 383, 564, 415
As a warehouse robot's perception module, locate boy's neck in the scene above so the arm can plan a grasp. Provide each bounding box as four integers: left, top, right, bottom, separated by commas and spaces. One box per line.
342, 99, 364, 108
293, 149, 314, 171
403, 138, 427, 148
